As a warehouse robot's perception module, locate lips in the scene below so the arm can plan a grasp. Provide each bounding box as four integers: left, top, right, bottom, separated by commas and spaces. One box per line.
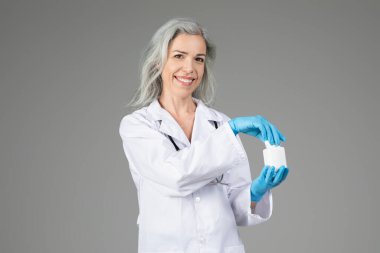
175, 76, 195, 86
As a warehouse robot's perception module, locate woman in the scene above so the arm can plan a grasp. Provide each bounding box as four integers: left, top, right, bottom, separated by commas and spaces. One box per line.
119, 17, 289, 253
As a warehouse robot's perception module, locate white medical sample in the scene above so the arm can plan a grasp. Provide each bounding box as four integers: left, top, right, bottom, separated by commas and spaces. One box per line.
263, 141, 287, 171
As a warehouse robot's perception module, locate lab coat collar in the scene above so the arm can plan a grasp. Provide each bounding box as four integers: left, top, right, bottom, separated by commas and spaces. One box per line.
146, 97, 224, 146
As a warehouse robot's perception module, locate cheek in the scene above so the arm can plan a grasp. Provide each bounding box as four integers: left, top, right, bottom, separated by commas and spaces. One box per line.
197, 66, 205, 80
161, 68, 173, 83
164, 65, 179, 79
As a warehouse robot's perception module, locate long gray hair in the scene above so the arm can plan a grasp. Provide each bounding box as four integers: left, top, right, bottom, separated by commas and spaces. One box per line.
127, 17, 217, 109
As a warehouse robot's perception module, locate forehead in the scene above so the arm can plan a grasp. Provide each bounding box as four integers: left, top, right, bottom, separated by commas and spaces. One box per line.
168, 33, 206, 54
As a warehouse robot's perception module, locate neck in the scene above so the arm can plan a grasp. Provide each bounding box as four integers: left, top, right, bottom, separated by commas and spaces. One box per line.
158, 93, 197, 118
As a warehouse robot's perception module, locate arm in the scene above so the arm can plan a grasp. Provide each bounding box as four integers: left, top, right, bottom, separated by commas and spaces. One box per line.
224, 137, 273, 226
221, 114, 273, 226
119, 114, 248, 197
250, 201, 257, 213
224, 113, 288, 225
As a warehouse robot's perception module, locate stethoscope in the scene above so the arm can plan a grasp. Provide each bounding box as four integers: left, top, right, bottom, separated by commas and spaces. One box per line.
209, 174, 229, 186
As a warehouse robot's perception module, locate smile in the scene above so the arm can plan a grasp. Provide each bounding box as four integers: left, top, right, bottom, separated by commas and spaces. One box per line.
175, 76, 195, 86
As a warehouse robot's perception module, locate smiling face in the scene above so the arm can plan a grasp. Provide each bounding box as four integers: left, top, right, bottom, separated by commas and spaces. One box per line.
160, 33, 207, 99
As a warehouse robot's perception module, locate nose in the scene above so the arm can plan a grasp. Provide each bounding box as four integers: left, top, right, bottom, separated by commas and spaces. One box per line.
182, 57, 194, 73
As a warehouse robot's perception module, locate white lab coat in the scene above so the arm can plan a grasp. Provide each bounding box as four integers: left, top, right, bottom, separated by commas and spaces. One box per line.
119, 97, 273, 253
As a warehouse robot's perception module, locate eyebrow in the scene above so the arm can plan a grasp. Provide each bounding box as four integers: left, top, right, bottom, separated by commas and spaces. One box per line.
172, 50, 206, 57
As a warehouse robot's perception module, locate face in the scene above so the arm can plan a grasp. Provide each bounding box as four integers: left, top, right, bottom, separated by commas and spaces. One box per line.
160, 33, 207, 99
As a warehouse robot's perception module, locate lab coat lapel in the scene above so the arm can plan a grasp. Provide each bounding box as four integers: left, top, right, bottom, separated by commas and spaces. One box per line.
146, 97, 223, 147
191, 98, 223, 143
146, 99, 190, 146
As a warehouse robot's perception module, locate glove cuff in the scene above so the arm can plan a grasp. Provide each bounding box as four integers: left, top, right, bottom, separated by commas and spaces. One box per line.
250, 190, 265, 202
228, 120, 239, 136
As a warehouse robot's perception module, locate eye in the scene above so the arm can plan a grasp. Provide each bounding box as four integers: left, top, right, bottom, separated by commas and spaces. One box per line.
196, 57, 205, 63
174, 54, 183, 59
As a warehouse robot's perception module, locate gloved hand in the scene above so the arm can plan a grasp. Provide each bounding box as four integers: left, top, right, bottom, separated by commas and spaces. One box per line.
228, 115, 286, 145
250, 165, 289, 202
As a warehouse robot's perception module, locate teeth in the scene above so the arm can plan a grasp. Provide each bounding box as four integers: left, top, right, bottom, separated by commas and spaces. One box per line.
177, 77, 193, 83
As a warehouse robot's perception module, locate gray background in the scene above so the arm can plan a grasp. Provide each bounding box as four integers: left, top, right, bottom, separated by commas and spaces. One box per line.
1, 0, 379, 252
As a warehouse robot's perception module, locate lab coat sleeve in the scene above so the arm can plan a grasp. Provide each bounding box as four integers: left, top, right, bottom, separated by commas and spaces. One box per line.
218, 114, 273, 226
226, 161, 273, 226
119, 113, 248, 198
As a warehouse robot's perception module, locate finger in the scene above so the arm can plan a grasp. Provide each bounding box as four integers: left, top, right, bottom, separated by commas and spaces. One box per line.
279, 130, 286, 143
270, 167, 280, 184
257, 115, 267, 121
260, 165, 269, 178
258, 116, 272, 142
265, 166, 275, 184
269, 123, 281, 146
260, 166, 269, 177
277, 167, 289, 185
272, 166, 286, 186
268, 121, 285, 143
255, 116, 269, 140
263, 122, 274, 145
272, 123, 285, 145
281, 167, 289, 181
258, 124, 267, 142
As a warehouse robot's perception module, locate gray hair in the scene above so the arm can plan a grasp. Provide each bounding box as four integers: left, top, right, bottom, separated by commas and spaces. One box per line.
127, 17, 217, 109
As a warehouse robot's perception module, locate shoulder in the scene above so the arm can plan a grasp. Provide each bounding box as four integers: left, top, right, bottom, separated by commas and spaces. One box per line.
120, 106, 149, 125
119, 106, 156, 139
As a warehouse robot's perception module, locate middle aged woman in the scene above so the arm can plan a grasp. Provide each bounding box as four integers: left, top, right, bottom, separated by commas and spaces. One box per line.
119, 17, 289, 253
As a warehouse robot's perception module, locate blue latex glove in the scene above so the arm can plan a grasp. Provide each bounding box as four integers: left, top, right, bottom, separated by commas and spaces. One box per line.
228, 115, 286, 145
250, 165, 289, 202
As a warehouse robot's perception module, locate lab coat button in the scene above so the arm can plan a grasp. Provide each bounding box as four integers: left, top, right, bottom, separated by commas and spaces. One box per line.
195, 197, 201, 202
199, 237, 205, 243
